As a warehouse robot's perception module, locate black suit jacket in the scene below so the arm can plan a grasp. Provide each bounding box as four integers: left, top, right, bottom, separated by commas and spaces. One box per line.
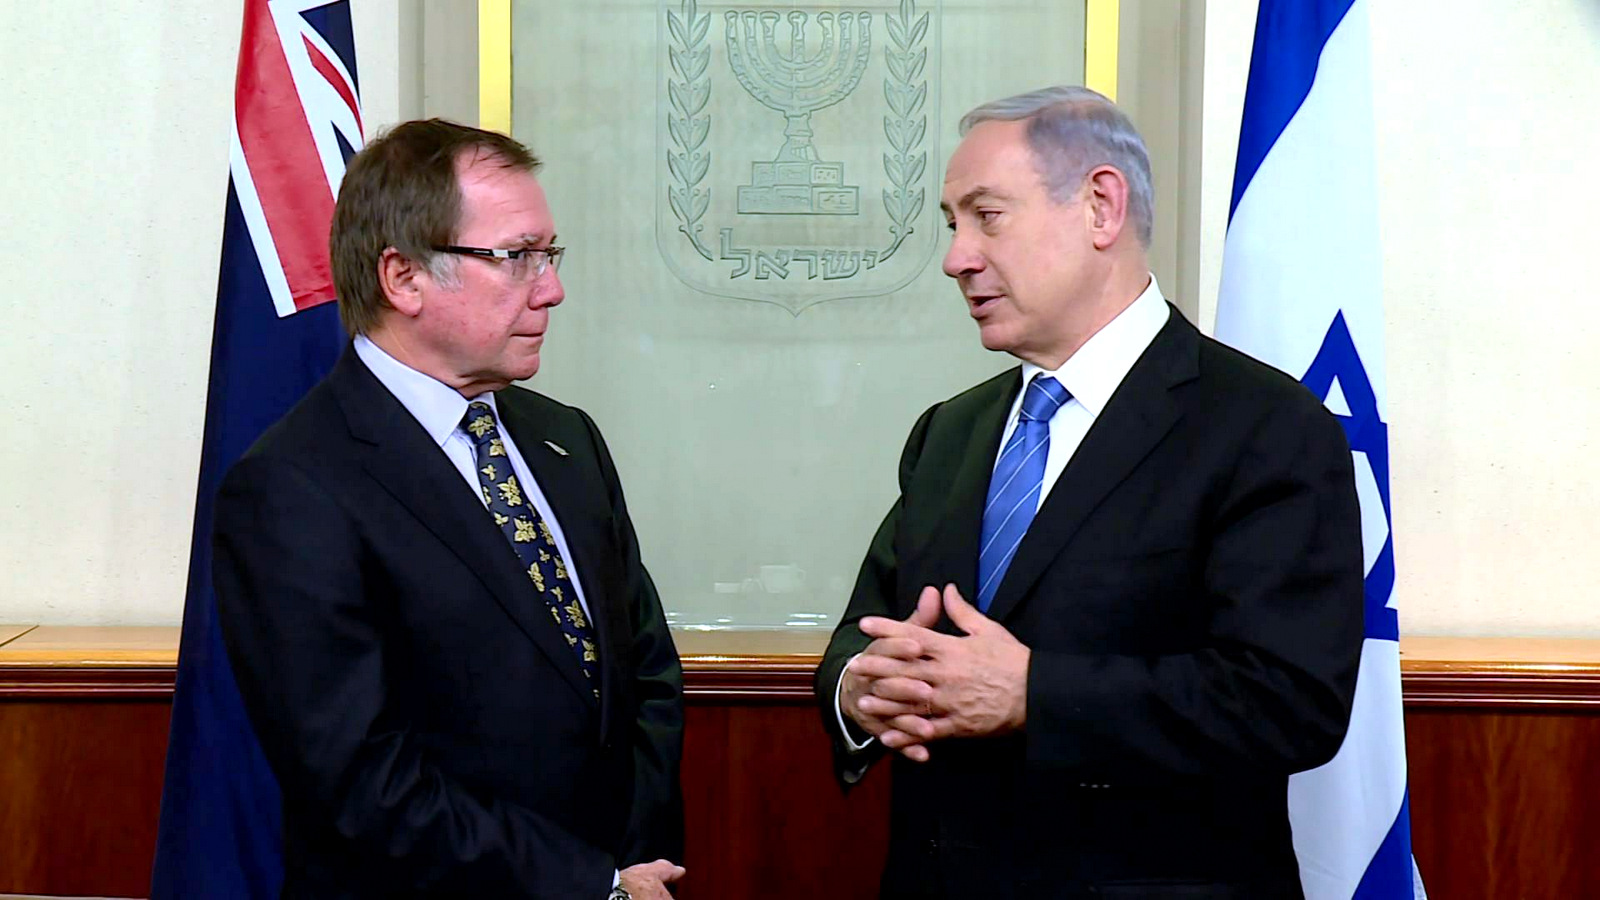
215, 348, 683, 899
817, 307, 1363, 899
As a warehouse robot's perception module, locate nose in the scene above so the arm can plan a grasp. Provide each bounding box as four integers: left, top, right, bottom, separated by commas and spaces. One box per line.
530, 268, 565, 308
942, 230, 985, 279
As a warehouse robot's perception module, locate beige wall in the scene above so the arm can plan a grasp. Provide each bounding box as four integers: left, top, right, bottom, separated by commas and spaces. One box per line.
0, 1, 411, 624
1199, 0, 1600, 636
2, 2, 1597, 634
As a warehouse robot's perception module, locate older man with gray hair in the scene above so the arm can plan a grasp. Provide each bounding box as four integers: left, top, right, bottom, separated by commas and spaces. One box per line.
817, 86, 1364, 898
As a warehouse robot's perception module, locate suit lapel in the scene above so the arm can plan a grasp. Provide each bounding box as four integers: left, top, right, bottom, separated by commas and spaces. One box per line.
329, 352, 594, 704
496, 394, 617, 712
984, 308, 1200, 623
923, 371, 1020, 607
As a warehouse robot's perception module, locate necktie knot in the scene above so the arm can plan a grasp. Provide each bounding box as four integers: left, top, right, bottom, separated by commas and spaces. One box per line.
461, 402, 499, 446
1020, 375, 1071, 422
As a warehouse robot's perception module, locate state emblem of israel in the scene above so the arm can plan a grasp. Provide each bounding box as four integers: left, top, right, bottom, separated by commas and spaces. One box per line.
657, 0, 943, 313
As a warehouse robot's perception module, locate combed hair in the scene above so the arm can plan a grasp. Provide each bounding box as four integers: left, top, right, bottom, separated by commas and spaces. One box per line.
960, 86, 1154, 247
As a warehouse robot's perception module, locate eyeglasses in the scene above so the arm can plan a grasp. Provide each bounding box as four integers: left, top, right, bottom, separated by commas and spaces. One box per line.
431, 244, 566, 280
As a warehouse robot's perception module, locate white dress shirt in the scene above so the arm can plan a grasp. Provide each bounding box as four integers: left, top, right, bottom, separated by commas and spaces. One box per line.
353, 335, 593, 622
836, 277, 1172, 750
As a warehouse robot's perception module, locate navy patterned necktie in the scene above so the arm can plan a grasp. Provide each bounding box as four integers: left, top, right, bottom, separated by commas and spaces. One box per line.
976, 375, 1073, 612
461, 402, 599, 696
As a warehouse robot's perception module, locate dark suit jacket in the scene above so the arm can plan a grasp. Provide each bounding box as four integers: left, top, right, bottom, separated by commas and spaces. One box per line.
215, 348, 683, 899
817, 306, 1363, 900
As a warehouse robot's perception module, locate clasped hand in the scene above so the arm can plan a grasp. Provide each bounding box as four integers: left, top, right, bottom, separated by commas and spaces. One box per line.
840, 584, 1030, 761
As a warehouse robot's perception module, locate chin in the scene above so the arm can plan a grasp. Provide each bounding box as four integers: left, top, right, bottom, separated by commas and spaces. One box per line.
977, 325, 1019, 355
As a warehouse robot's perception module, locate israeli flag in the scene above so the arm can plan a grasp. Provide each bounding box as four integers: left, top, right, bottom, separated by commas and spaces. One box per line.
1214, 1, 1424, 898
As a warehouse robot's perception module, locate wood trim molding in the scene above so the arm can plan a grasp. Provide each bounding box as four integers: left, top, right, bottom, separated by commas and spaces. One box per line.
5, 628, 1600, 708
0, 666, 175, 700
1401, 638, 1600, 710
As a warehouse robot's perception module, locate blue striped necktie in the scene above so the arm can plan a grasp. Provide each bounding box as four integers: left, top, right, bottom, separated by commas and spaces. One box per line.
976, 375, 1072, 612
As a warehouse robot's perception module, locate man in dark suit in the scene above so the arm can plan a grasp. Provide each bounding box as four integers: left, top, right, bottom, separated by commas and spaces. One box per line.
816, 87, 1364, 898
215, 120, 684, 899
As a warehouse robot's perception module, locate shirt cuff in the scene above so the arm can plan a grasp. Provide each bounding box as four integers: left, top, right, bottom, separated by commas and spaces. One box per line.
834, 652, 877, 752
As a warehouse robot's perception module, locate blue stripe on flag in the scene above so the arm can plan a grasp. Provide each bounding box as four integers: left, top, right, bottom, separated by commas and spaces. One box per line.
1354, 791, 1416, 900
1229, 0, 1357, 221
1302, 313, 1397, 642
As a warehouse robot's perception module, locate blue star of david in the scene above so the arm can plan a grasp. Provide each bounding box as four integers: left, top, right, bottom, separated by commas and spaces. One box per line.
1301, 311, 1398, 642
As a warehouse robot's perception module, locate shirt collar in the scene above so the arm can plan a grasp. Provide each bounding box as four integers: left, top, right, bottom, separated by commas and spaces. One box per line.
353, 334, 498, 447
1019, 275, 1170, 418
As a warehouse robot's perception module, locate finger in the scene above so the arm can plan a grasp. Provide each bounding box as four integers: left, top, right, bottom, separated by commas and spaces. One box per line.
857, 694, 926, 718
844, 705, 892, 737
919, 713, 961, 742
909, 585, 942, 627
941, 582, 989, 635
898, 742, 931, 763
886, 713, 938, 741
861, 635, 925, 661
860, 616, 939, 642
868, 675, 934, 703
878, 727, 923, 750
847, 653, 916, 681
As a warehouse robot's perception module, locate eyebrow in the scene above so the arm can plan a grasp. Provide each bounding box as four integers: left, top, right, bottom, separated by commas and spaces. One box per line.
506, 232, 556, 248
940, 186, 1011, 215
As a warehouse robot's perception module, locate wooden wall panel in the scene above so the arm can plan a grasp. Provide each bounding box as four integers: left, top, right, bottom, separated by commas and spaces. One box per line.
1407, 709, 1600, 900
680, 703, 890, 900
1, 631, 1598, 899
0, 700, 170, 898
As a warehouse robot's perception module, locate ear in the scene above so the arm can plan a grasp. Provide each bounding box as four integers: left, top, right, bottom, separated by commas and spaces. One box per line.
1083, 165, 1131, 251
378, 247, 426, 318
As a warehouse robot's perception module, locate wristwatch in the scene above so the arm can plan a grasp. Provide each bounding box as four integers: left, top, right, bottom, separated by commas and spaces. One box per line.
608, 887, 631, 900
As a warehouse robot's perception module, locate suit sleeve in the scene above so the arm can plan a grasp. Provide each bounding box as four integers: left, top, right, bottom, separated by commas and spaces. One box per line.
1024, 397, 1365, 778
578, 410, 686, 867
815, 402, 940, 786
215, 455, 616, 897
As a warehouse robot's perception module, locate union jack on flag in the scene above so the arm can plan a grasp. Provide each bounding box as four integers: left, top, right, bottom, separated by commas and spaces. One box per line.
153, 2, 362, 897
232, 0, 365, 317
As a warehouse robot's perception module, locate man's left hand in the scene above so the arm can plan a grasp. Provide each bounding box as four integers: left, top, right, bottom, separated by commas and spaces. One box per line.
855, 583, 1030, 740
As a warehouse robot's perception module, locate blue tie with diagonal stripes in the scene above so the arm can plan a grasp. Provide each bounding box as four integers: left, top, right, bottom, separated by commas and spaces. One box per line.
976, 375, 1072, 612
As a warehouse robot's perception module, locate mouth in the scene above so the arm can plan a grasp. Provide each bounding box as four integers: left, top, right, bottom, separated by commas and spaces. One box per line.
965, 294, 1005, 317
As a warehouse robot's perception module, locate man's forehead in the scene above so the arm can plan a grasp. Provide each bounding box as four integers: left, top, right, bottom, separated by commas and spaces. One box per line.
942, 123, 1035, 194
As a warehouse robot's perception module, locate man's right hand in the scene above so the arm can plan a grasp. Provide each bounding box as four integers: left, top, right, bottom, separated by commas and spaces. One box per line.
841, 587, 942, 762
618, 859, 686, 900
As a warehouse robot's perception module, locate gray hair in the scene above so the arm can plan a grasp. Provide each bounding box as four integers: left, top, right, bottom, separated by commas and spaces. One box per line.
959, 86, 1154, 248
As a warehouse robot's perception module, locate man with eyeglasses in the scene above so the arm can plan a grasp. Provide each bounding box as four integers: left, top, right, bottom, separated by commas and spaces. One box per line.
212, 119, 685, 900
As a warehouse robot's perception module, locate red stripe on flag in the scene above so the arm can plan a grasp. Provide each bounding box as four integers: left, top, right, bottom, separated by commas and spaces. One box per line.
235, 0, 337, 312
304, 34, 363, 135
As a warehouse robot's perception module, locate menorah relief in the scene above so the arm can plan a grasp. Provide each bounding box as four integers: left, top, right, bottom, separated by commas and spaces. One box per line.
660, 0, 936, 311
725, 10, 873, 215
